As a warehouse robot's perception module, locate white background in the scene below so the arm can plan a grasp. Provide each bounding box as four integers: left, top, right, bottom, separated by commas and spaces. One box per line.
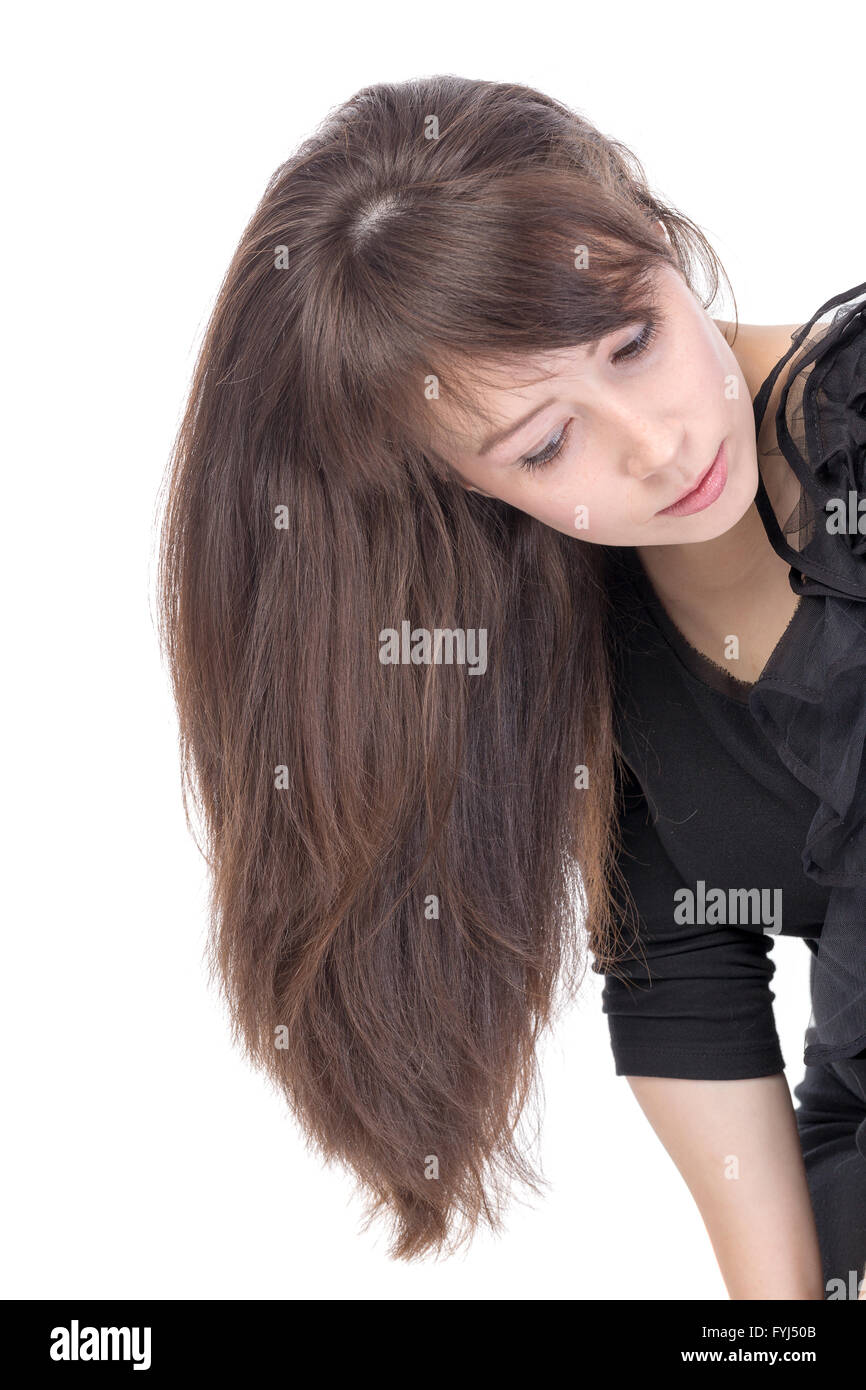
3, 0, 863, 1300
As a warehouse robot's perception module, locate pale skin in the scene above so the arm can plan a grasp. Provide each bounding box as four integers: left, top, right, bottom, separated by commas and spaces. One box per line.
433, 237, 866, 1300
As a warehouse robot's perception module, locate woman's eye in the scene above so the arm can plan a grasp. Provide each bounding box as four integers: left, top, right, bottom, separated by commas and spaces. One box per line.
612, 317, 659, 364
517, 317, 660, 474
518, 420, 573, 473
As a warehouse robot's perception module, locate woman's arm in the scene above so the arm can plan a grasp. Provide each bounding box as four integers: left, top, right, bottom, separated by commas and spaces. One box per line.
626, 1073, 825, 1300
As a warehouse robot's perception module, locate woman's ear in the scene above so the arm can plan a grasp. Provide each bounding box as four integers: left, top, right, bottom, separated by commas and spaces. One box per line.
454, 473, 492, 497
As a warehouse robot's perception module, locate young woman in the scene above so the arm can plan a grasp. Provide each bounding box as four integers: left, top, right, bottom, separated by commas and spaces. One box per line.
158, 74, 866, 1296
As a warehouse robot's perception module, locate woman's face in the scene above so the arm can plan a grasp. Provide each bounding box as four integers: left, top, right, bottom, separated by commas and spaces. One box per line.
437, 261, 759, 548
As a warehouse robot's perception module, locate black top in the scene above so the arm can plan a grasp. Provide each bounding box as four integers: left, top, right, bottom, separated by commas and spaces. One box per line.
594, 279, 866, 1091
599, 542, 831, 1079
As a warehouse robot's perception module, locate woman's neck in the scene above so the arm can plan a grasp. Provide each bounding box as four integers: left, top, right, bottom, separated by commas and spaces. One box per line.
636, 497, 780, 614
638, 318, 804, 614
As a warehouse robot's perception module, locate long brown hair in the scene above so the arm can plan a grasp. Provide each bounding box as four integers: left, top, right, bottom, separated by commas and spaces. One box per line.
157, 75, 734, 1259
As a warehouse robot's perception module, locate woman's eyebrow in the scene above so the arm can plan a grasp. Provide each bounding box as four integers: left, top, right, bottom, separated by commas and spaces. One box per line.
476, 340, 602, 456
477, 399, 559, 457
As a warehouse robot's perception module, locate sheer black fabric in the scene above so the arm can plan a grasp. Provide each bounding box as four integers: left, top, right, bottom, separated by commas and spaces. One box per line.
747, 282, 866, 1070
598, 280, 866, 1163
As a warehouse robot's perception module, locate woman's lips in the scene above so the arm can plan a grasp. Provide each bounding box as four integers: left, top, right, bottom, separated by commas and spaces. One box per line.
656, 441, 728, 517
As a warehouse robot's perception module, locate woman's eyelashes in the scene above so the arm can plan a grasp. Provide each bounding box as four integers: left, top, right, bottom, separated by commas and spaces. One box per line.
518, 419, 573, 472
517, 317, 660, 473
611, 317, 659, 365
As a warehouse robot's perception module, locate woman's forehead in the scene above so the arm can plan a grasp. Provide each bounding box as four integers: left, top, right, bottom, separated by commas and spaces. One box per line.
426, 346, 589, 450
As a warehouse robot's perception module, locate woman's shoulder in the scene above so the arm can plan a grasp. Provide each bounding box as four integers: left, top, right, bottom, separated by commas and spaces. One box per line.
714, 320, 810, 474
714, 319, 804, 404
